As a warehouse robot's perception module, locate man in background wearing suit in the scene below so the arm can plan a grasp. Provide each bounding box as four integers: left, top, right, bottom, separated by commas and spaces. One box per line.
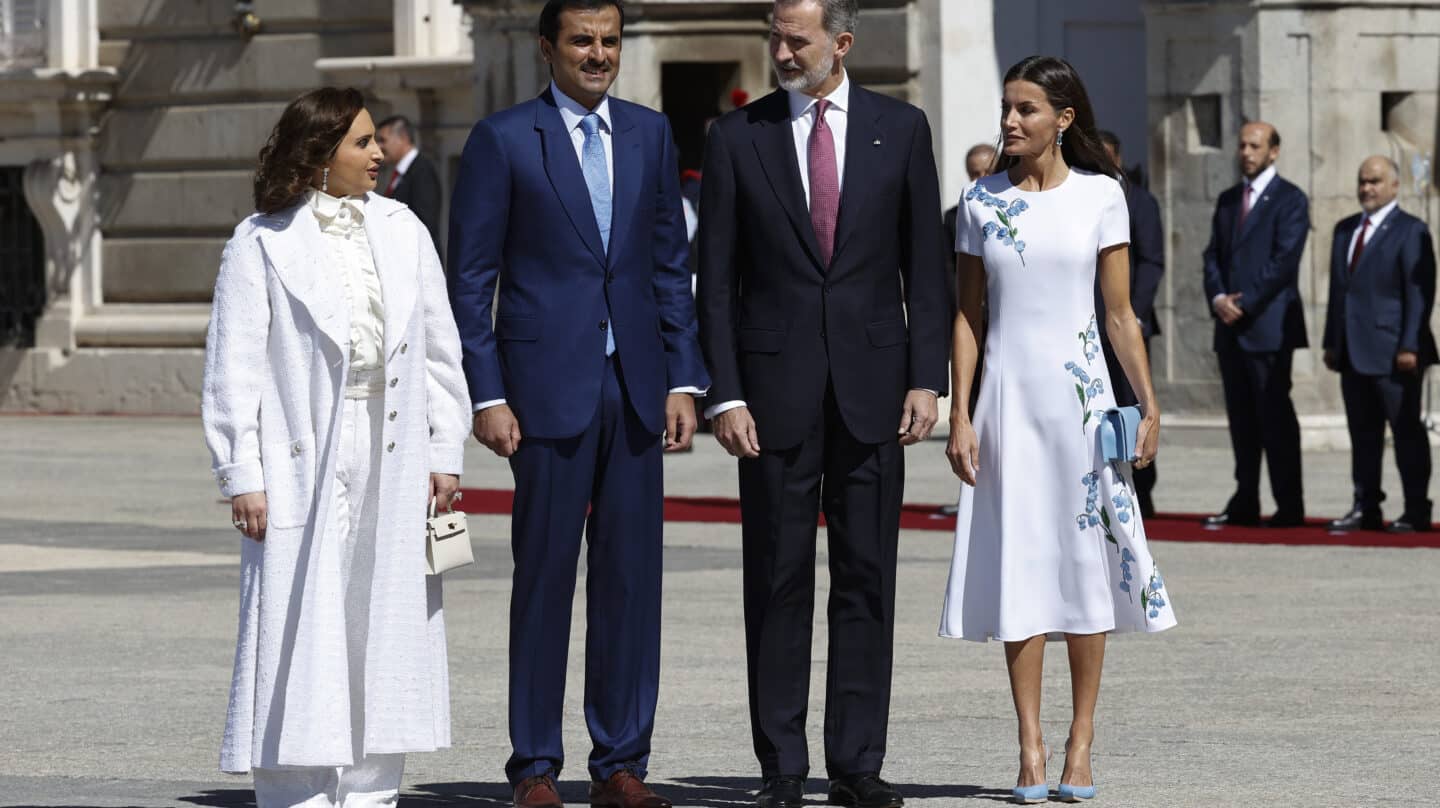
1323, 156, 1437, 533
376, 115, 444, 255
1097, 130, 1164, 516
1202, 121, 1310, 528
697, 2, 949, 806
447, 1, 709, 806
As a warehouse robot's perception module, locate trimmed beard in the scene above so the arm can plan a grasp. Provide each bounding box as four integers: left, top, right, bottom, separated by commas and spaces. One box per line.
772, 44, 836, 93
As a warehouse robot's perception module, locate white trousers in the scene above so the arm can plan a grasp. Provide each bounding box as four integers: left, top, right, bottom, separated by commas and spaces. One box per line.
254, 395, 404, 808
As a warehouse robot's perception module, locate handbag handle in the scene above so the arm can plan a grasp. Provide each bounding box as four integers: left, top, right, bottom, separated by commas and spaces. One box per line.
429, 490, 464, 519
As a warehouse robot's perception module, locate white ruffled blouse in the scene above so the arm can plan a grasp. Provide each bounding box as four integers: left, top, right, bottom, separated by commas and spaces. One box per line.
307, 189, 385, 372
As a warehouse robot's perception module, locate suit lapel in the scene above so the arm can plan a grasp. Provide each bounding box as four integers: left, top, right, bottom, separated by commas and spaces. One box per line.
257, 205, 349, 351
752, 92, 824, 270
1353, 214, 1398, 276
363, 197, 419, 361
1236, 182, 1277, 245
606, 103, 642, 268
536, 92, 607, 266
830, 89, 880, 267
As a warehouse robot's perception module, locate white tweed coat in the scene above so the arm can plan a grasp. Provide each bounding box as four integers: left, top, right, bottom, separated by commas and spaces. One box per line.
201, 193, 471, 773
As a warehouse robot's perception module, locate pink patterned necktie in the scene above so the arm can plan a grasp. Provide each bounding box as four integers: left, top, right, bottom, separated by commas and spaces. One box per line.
808, 98, 840, 268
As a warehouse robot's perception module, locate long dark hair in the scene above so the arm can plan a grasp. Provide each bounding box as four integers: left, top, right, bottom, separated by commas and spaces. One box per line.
993, 56, 1116, 181
253, 87, 365, 214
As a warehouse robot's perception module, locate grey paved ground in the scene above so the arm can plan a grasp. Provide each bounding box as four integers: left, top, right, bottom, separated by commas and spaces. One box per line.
1, 416, 1437, 807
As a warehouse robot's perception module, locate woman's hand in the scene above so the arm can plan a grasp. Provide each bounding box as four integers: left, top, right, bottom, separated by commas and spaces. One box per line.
430, 473, 461, 512
1134, 410, 1160, 469
946, 416, 981, 486
231, 492, 268, 542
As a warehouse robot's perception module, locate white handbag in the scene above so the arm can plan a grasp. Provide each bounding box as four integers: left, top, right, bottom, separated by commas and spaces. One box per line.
425, 494, 473, 575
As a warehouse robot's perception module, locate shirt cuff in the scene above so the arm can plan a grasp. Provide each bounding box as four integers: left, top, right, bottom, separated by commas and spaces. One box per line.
669, 386, 710, 396
473, 398, 507, 412
703, 399, 747, 420
1211, 293, 1227, 308
912, 388, 939, 397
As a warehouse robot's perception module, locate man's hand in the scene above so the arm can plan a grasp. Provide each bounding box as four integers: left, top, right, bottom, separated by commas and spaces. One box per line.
664, 393, 697, 452
1213, 292, 1245, 326
1397, 351, 1419, 374
231, 492, 268, 543
897, 389, 939, 446
473, 404, 522, 457
1323, 349, 1340, 372
713, 406, 761, 458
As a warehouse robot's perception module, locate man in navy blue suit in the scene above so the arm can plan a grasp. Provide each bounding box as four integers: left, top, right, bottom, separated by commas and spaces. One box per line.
1202, 121, 1310, 528
447, 2, 709, 806
1097, 130, 1164, 516
1323, 156, 1437, 533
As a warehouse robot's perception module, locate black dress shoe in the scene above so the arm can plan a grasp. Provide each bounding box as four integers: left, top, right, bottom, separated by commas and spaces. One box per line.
1202, 510, 1260, 527
1266, 510, 1306, 528
828, 774, 903, 808
1326, 507, 1384, 532
756, 775, 805, 808
1387, 516, 1432, 534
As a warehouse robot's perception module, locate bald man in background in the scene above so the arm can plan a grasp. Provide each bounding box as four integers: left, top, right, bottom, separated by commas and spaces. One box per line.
1323, 156, 1437, 533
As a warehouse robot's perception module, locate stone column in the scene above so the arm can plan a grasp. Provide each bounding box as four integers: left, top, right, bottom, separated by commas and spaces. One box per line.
23, 149, 101, 353
395, 0, 471, 57
916, 0, 1002, 210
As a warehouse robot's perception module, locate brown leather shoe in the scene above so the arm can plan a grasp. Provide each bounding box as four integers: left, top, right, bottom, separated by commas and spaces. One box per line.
589, 769, 672, 808
514, 773, 563, 808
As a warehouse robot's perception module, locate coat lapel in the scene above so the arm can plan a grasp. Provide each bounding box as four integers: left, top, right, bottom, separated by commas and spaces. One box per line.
1353, 213, 1398, 276
363, 196, 419, 362
1235, 183, 1277, 245
606, 102, 642, 268
752, 91, 824, 270
535, 92, 607, 266
830, 89, 880, 268
257, 205, 349, 351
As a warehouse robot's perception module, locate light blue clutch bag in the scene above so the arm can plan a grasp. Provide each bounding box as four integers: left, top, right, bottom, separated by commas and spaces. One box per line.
1099, 406, 1143, 466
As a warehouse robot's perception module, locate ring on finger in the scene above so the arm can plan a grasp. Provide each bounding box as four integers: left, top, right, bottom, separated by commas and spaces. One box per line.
233, 519, 247, 529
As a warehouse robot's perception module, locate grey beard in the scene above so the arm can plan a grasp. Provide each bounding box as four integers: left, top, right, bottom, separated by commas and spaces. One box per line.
772, 58, 834, 93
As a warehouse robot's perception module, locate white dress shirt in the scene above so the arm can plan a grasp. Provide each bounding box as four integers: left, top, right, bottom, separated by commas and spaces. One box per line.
394, 146, 419, 178
1213, 164, 1279, 309
705, 72, 934, 421
307, 189, 385, 374
1346, 197, 1398, 262
474, 82, 704, 414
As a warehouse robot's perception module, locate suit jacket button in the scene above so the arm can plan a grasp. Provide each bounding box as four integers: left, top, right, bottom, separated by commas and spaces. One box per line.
599, 320, 608, 331
607, 272, 615, 283
387, 442, 396, 452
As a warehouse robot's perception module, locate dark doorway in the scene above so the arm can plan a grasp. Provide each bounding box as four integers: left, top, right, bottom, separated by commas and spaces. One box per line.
0, 166, 46, 348
661, 62, 741, 172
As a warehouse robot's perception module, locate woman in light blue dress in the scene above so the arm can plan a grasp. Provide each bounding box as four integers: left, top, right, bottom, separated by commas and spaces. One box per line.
941, 56, 1177, 804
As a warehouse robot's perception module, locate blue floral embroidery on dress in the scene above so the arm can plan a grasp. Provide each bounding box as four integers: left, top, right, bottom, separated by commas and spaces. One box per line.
1076, 470, 1123, 555
967, 186, 1028, 265
1141, 567, 1168, 622
1118, 547, 1135, 603
1077, 315, 1099, 364
1111, 492, 1133, 524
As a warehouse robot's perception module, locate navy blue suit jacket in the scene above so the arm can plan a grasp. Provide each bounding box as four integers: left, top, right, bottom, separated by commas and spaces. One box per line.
1202, 175, 1310, 352
447, 90, 709, 439
1322, 207, 1438, 376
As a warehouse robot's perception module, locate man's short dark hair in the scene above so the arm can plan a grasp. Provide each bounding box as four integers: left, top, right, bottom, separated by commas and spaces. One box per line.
376, 115, 415, 146
539, 0, 626, 44
1097, 129, 1120, 153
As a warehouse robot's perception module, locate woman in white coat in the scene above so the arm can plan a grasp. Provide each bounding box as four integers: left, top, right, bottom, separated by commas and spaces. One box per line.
201, 87, 471, 807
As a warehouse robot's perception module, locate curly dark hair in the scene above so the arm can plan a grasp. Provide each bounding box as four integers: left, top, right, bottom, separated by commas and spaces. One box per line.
993, 56, 1118, 181
253, 87, 366, 214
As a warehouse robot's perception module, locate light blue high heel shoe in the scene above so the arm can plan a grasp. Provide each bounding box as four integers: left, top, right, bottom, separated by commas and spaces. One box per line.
1057, 737, 1097, 802
1011, 741, 1051, 804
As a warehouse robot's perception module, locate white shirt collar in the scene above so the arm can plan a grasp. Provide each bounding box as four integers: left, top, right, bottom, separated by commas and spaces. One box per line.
787, 70, 851, 121
551, 80, 612, 135
1360, 198, 1399, 229
306, 188, 366, 224
394, 147, 419, 176
1244, 163, 1277, 198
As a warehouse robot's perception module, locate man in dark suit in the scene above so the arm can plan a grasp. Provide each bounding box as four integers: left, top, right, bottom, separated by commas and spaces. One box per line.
1202, 121, 1310, 528
375, 115, 444, 255
1323, 155, 1437, 533
447, 2, 709, 806
1097, 130, 1164, 516
696, 2, 949, 806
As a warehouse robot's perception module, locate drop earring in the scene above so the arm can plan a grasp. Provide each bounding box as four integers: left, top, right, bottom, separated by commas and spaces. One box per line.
1056, 129, 1065, 146
322, 167, 329, 193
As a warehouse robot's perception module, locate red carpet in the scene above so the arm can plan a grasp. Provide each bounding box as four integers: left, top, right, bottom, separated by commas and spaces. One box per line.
455, 488, 1440, 549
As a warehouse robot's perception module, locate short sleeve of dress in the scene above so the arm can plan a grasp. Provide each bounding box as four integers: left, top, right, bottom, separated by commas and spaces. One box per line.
955, 186, 984, 256
1098, 177, 1131, 251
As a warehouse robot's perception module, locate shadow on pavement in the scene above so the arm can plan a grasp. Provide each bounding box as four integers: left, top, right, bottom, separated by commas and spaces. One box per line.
405, 777, 1011, 806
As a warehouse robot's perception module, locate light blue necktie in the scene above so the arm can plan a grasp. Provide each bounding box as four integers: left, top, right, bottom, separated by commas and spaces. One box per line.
580, 112, 616, 355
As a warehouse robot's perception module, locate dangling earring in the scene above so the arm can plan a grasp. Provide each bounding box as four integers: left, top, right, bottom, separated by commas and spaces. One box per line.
1056, 129, 1065, 146
321, 167, 329, 193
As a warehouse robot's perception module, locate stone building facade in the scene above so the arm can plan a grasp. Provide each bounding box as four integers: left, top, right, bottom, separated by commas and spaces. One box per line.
1, 0, 1437, 440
